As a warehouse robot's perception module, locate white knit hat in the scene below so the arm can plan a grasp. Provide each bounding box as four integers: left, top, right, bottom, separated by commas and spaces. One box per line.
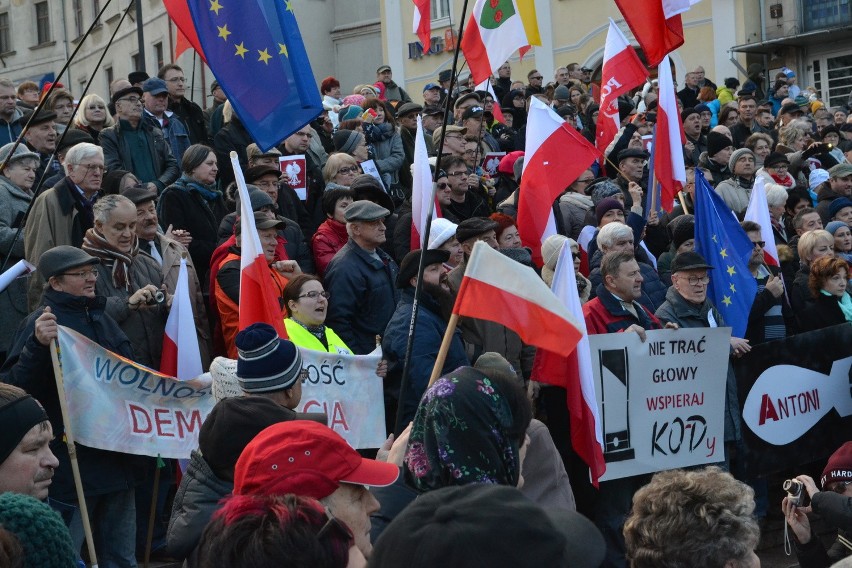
428, 218, 458, 249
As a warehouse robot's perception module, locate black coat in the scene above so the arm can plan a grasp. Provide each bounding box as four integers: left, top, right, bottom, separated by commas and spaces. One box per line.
213, 116, 254, 189
799, 292, 850, 332
0, 289, 142, 501
169, 97, 209, 146
216, 213, 315, 274
100, 119, 180, 191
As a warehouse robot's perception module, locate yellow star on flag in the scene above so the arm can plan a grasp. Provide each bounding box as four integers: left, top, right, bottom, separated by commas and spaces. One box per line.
234, 42, 248, 58
278, 43, 288, 57
210, 0, 223, 15
727, 265, 736, 276
729, 283, 736, 293
722, 295, 732, 306
720, 248, 728, 259
712, 234, 718, 243
217, 24, 231, 40
285, 0, 294, 12
258, 48, 272, 64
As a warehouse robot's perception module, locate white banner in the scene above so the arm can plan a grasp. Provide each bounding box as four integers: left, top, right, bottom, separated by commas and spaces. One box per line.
56, 326, 215, 459
589, 327, 730, 481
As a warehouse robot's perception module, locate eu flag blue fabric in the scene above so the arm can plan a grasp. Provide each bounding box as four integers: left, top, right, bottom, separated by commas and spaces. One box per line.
188, 0, 322, 151
693, 169, 756, 338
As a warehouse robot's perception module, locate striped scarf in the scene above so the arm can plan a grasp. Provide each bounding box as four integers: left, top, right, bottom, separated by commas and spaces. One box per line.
82, 228, 139, 291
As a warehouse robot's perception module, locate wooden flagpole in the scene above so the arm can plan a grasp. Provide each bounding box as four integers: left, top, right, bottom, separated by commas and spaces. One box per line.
50, 336, 99, 568
427, 313, 459, 388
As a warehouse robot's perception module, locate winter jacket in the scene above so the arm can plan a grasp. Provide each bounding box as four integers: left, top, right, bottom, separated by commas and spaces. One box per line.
217, 212, 314, 274
583, 283, 663, 335
0, 288, 141, 501
716, 85, 736, 105
799, 292, 851, 331
383, 288, 469, 423
213, 116, 254, 188
0, 175, 32, 353
715, 175, 754, 217
145, 110, 191, 163
654, 286, 742, 442
168, 96, 209, 146
100, 119, 180, 191
312, 218, 349, 277
791, 485, 852, 568
0, 106, 24, 145
368, 126, 405, 189
588, 259, 668, 313
324, 239, 400, 355
816, 182, 847, 225
556, 192, 594, 240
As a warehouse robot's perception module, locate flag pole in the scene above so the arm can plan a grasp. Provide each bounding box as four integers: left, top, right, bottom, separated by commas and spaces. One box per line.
427, 313, 460, 388
393, 0, 472, 436
50, 337, 99, 568
143, 457, 163, 568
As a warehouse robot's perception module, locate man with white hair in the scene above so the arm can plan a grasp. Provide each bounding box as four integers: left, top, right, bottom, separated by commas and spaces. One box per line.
24, 142, 105, 308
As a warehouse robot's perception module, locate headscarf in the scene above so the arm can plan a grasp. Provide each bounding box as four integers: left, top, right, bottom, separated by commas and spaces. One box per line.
82, 227, 139, 290
404, 367, 520, 492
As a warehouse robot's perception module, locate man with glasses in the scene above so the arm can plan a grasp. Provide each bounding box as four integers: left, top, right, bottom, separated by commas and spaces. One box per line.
101, 85, 180, 196
742, 220, 792, 344
526, 69, 545, 96
157, 64, 209, 145
1, 245, 140, 567
441, 155, 489, 223
432, 124, 467, 159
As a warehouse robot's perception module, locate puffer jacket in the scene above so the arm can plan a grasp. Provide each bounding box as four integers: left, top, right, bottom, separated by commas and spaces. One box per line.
714, 175, 754, 217
312, 218, 349, 277
0, 175, 32, 352
556, 192, 594, 240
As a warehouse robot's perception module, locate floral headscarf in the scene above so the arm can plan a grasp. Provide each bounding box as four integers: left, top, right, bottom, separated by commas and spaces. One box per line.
404, 367, 520, 492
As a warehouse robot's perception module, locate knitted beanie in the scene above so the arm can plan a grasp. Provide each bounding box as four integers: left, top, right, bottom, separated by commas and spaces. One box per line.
0, 492, 76, 568
428, 217, 458, 249
595, 198, 624, 226
671, 215, 696, 249
333, 129, 363, 155
235, 323, 303, 393
540, 234, 570, 287
590, 179, 622, 205
728, 148, 755, 173
707, 131, 731, 158
337, 105, 363, 123
828, 197, 852, 220
825, 220, 848, 236
821, 441, 852, 488
809, 169, 829, 191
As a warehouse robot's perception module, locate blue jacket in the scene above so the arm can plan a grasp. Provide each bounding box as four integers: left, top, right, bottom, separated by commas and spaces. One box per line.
383, 288, 469, 423
325, 239, 400, 355
145, 111, 191, 164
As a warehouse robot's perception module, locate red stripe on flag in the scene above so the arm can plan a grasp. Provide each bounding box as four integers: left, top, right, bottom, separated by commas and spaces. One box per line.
160, 334, 178, 377
459, 18, 491, 86
612, 0, 684, 68
239, 254, 287, 338
413, 0, 431, 52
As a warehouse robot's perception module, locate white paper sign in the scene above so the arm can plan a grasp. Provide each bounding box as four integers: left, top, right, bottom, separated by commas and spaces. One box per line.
0, 259, 34, 294
359, 159, 386, 191
589, 327, 730, 481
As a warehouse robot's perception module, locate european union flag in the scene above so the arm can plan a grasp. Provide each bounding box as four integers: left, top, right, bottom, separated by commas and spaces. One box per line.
694, 169, 756, 338
188, 0, 322, 150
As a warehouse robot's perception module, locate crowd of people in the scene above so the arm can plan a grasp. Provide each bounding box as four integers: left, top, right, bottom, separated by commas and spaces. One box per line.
0, 58, 850, 567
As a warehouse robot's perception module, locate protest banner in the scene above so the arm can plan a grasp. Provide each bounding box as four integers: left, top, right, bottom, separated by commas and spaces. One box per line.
482, 152, 506, 175
56, 326, 215, 459
208, 347, 385, 449
733, 324, 852, 479
589, 327, 730, 481
279, 155, 307, 199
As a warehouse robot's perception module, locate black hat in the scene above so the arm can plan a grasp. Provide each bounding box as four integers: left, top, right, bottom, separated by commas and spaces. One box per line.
332, 129, 364, 155
778, 102, 803, 117
670, 215, 695, 250
456, 217, 499, 243
128, 71, 149, 85
350, 174, 395, 213
461, 106, 484, 121
819, 125, 841, 139
56, 129, 95, 154
244, 165, 281, 184
121, 184, 157, 206
438, 69, 452, 83
618, 98, 635, 122
22, 107, 57, 126
556, 104, 577, 118
763, 151, 790, 169
235, 211, 284, 235
617, 147, 649, 163
343, 199, 390, 222
670, 251, 714, 273
422, 105, 445, 117
38, 245, 98, 279
111, 85, 143, 105
235, 323, 303, 393
396, 249, 450, 288
396, 102, 423, 118
707, 131, 732, 157
680, 107, 699, 122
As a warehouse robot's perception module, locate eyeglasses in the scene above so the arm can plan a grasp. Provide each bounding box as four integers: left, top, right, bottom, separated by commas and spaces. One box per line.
463, 149, 477, 156
829, 481, 852, 493
680, 274, 710, 285
298, 290, 331, 300
576, 178, 595, 185
447, 170, 468, 177
752, 241, 766, 248
118, 97, 142, 105
770, 164, 789, 171
166, 77, 186, 83
531, 76, 543, 80
62, 268, 98, 278
79, 163, 105, 173
337, 166, 359, 175
317, 507, 353, 542
436, 182, 449, 189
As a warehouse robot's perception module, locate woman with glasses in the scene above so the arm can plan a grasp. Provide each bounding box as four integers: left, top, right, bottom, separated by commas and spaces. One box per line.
72, 94, 114, 145
323, 153, 361, 191
756, 152, 795, 188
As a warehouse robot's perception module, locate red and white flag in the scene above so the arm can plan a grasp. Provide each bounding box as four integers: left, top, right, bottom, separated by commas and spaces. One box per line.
159, 258, 203, 379
654, 55, 686, 212
475, 79, 506, 124
518, 97, 601, 265
231, 153, 288, 338
531, 241, 605, 486
744, 176, 780, 267
453, 241, 582, 356
596, 19, 647, 153
413, 0, 431, 52
613, 0, 700, 68
411, 115, 441, 250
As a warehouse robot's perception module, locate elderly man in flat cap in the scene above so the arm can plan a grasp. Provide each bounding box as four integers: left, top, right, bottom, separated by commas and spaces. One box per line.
324, 200, 400, 355
0, 245, 141, 566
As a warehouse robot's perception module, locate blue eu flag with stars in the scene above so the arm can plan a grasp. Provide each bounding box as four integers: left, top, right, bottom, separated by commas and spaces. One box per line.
694, 169, 756, 338
188, 0, 322, 151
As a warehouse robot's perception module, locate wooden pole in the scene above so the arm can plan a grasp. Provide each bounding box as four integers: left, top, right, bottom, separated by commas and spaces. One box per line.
142, 460, 162, 568
677, 191, 690, 215
50, 337, 99, 568
427, 313, 460, 388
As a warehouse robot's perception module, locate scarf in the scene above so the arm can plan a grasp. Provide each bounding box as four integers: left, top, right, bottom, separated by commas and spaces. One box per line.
405, 367, 520, 492
822, 290, 852, 323
174, 174, 221, 202
364, 122, 395, 143
769, 171, 794, 188
82, 228, 139, 291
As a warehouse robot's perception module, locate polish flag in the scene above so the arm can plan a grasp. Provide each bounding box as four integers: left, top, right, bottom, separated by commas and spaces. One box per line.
411, 115, 441, 250
518, 97, 602, 265
531, 240, 605, 486
230, 152, 287, 338
163, 0, 206, 61
744, 176, 780, 266
413, 0, 431, 52
159, 258, 203, 379
596, 20, 647, 153
613, 0, 701, 68
453, 241, 582, 356
475, 79, 506, 124
654, 55, 686, 212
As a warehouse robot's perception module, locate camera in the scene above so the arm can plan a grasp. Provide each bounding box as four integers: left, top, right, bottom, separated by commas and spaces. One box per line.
783, 479, 810, 507
146, 291, 165, 305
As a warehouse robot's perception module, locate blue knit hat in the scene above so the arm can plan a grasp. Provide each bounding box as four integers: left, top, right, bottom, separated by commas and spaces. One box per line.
825, 220, 848, 235
829, 197, 852, 220
0, 492, 76, 567
235, 323, 303, 393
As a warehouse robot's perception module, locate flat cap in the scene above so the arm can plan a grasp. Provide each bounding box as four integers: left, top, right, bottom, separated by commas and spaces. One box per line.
39, 246, 98, 279
670, 251, 714, 273
244, 165, 281, 183
617, 148, 649, 162
246, 143, 282, 160
438, 69, 452, 82
396, 249, 450, 288
829, 163, 852, 179
433, 125, 466, 146
778, 102, 803, 116
121, 183, 157, 205
235, 211, 284, 235
396, 102, 423, 117
344, 199, 389, 222
22, 107, 57, 126
456, 217, 499, 243
111, 85, 143, 105
454, 92, 481, 111
422, 105, 445, 117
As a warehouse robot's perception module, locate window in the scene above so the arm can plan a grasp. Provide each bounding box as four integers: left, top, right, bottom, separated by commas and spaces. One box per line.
154, 42, 164, 71
0, 13, 9, 53
105, 66, 113, 86
132, 52, 142, 72
35, 2, 51, 44
811, 52, 852, 108
431, 0, 450, 22
92, 0, 101, 24
73, 0, 84, 37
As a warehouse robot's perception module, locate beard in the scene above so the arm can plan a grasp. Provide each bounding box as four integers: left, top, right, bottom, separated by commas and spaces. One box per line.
422, 280, 455, 322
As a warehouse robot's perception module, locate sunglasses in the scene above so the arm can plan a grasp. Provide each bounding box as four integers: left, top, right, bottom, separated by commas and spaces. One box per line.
437, 182, 449, 189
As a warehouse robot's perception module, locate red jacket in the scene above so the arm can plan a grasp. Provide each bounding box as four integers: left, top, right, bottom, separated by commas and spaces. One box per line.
583, 283, 662, 335
312, 218, 348, 277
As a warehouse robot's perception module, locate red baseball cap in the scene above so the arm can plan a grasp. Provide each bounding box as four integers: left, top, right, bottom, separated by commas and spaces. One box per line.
234, 421, 399, 499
